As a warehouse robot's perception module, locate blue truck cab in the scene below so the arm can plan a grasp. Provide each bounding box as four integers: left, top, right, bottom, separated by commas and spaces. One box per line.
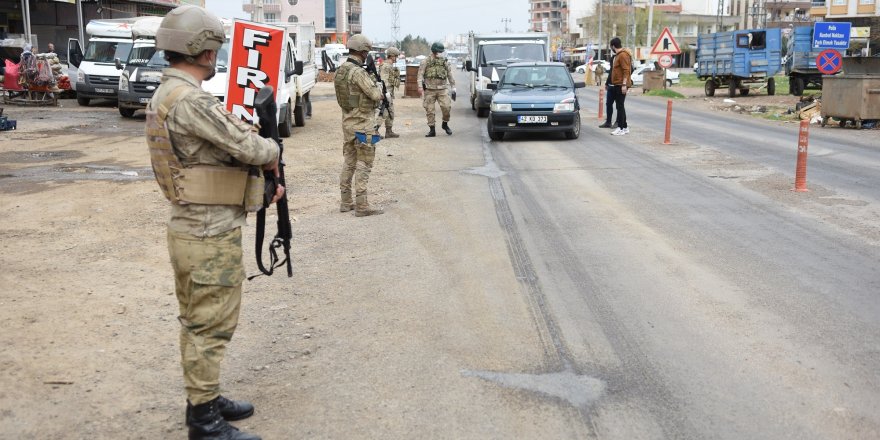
696, 28, 782, 97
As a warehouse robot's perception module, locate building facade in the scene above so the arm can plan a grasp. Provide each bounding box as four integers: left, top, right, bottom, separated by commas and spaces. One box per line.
0, 0, 203, 59
530, 0, 571, 37
243, 0, 362, 45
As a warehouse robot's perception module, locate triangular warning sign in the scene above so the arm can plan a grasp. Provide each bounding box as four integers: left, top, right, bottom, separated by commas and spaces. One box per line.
651, 27, 681, 55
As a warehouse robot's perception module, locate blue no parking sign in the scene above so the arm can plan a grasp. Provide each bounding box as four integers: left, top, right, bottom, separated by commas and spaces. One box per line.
813, 22, 851, 50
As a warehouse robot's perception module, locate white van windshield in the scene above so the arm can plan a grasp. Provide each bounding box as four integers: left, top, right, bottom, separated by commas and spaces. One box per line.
127, 44, 168, 67
481, 43, 544, 65
84, 41, 133, 63
125, 41, 229, 69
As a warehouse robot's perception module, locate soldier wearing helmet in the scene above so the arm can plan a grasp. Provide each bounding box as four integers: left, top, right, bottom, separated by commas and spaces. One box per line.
417, 42, 456, 137
377, 47, 402, 138
333, 34, 385, 216
146, 5, 282, 440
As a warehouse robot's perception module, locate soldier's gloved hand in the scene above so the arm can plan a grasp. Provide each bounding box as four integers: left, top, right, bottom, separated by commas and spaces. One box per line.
384, 91, 391, 102
451, 88, 457, 101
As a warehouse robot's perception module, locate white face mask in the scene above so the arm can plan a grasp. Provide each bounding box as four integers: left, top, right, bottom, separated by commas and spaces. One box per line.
198, 50, 217, 81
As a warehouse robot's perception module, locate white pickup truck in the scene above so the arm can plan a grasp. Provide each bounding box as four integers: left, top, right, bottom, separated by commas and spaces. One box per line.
277, 23, 317, 136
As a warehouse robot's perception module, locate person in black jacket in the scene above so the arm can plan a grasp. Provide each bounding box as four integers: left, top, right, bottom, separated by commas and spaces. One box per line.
598, 53, 616, 129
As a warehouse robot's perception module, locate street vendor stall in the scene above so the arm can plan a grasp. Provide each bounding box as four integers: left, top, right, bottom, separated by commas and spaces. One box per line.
0, 42, 70, 106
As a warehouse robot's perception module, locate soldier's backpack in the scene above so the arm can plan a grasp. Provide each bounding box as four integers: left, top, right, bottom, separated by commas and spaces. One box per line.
425, 57, 448, 80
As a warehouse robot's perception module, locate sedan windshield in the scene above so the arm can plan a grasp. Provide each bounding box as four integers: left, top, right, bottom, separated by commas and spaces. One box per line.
501, 66, 572, 88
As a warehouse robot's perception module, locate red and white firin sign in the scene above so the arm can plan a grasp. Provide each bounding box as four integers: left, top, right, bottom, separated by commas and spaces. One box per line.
225, 20, 284, 124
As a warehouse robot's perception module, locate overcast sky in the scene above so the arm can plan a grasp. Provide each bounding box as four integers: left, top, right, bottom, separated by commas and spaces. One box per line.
204, 0, 530, 42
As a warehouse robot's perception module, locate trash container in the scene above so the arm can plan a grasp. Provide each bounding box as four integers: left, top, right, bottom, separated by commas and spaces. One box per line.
405, 65, 421, 98
643, 69, 666, 93
820, 57, 880, 129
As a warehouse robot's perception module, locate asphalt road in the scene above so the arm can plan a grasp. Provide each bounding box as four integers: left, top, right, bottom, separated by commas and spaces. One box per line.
457, 72, 880, 439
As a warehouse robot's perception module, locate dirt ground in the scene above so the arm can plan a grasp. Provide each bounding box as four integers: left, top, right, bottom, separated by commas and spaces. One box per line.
0, 79, 868, 439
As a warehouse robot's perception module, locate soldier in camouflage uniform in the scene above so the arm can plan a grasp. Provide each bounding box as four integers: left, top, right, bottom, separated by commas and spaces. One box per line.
418, 42, 456, 137
378, 47, 402, 138
146, 6, 282, 440
334, 34, 385, 217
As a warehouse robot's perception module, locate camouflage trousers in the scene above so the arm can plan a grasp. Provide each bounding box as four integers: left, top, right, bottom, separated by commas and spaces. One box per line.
423, 88, 451, 126
167, 227, 245, 405
340, 129, 376, 207
380, 96, 395, 130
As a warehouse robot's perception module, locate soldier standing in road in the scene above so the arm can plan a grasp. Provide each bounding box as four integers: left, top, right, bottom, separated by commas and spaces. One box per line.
594, 61, 605, 86
334, 34, 385, 217
418, 42, 456, 137
378, 47, 402, 139
146, 5, 283, 440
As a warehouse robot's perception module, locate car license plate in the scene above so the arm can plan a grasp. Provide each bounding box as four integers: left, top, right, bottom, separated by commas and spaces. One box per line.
139, 97, 151, 104
95, 88, 114, 94
518, 115, 547, 123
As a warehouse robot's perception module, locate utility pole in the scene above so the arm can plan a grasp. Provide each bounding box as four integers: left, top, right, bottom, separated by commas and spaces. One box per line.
502, 18, 511, 33
597, 0, 603, 60
647, 0, 654, 50
385, 0, 402, 46
21, 0, 32, 45
251, 0, 263, 23
77, 0, 85, 46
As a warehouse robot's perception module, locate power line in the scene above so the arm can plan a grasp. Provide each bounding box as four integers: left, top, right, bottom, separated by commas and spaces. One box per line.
385, 0, 402, 46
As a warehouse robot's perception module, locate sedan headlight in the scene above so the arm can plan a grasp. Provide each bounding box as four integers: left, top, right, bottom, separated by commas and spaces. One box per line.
491, 102, 511, 112
554, 98, 576, 113
118, 74, 129, 92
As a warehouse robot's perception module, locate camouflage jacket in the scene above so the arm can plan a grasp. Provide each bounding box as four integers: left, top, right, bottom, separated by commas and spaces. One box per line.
418, 55, 455, 90
378, 60, 401, 97
334, 54, 383, 135
149, 68, 279, 237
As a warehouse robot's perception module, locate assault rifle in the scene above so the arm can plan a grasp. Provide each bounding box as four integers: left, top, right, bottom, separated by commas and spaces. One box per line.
251, 86, 293, 278
364, 54, 393, 121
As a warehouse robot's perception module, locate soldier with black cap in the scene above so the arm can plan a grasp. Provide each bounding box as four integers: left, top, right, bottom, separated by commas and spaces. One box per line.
146, 5, 283, 440
417, 42, 455, 137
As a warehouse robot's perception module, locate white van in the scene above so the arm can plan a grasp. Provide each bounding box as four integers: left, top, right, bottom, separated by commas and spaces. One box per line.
68, 18, 138, 106
116, 17, 231, 117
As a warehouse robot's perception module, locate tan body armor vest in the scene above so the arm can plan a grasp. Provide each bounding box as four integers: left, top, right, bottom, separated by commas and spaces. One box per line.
145, 87, 263, 211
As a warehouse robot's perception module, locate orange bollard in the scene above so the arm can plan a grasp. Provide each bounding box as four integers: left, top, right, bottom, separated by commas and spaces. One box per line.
663, 99, 673, 144
598, 89, 604, 120
793, 119, 810, 192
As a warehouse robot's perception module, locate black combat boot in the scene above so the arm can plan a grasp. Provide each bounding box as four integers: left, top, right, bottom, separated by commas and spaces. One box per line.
441, 122, 452, 135
425, 125, 436, 137
187, 398, 261, 440
216, 396, 254, 421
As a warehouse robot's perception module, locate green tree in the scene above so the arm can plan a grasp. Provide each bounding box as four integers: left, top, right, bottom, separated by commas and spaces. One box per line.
400, 34, 431, 57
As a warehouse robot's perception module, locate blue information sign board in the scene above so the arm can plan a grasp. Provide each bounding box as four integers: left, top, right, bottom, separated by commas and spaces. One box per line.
812, 22, 851, 50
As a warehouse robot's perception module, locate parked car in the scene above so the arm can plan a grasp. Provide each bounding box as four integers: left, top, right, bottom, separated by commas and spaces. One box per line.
574, 59, 610, 74
631, 64, 680, 87
486, 62, 585, 141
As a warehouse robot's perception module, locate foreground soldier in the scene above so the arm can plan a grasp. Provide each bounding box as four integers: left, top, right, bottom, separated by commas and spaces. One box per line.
334, 34, 385, 216
146, 5, 282, 440
378, 47, 402, 138
418, 42, 455, 137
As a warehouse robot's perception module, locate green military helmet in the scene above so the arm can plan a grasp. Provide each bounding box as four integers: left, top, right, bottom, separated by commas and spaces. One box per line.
385, 47, 400, 57
156, 5, 225, 56
431, 42, 445, 53
347, 34, 372, 52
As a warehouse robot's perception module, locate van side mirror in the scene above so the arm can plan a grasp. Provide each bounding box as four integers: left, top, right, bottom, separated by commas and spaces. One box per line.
294, 60, 304, 76
115, 58, 123, 70
487, 83, 497, 90
465, 60, 473, 72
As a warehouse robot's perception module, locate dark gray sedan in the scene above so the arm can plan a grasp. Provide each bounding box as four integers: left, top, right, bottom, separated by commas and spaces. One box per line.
486, 62, 585, 141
